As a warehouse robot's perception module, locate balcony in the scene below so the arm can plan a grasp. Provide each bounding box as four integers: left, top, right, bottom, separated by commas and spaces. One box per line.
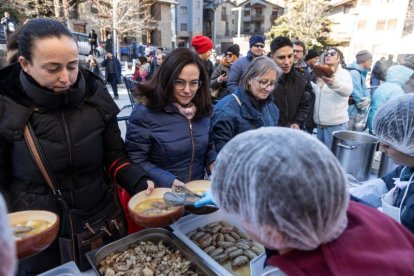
251, 15, 264, 22
242, 27, 251, 34
243, 15, 251, 21
253, 28, 264, 34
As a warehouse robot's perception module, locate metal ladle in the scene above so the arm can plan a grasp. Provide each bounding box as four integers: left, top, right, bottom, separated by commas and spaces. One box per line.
163, 186, 218, 210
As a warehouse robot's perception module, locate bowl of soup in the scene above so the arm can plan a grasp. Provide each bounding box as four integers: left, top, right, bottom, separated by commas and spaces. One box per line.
8, 210, 59, 259
128, 188, 185, 228
184, 180, 218, 215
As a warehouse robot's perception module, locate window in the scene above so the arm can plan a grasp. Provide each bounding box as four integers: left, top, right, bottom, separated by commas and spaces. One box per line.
180, 6, 187, 15
244, 10, 250, 16
255, 8, 263, 15
222, 7, 226, 15
357, 20, 367, 30
180, 24, 187, 31
376, 19, 386, 31
197, 0, 200, 9
387, 18, 398, 30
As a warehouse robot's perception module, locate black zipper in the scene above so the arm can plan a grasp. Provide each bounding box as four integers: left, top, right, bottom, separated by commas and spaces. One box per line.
60, 112, 75, 206
188, 119, 195, 182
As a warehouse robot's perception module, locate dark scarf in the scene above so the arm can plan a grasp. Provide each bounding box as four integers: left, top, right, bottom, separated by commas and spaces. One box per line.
19, 70, 86, 111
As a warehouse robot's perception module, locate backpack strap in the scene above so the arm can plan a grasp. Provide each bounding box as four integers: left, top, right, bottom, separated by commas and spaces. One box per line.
231, 93, 242, 106
347, 67, 364, 87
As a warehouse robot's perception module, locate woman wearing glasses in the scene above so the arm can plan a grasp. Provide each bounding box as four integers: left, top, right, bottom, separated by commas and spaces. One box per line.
313, 47, 353, 149
211, 56, 281, 152
209, 44, 240, 100
125, 48, 216, 188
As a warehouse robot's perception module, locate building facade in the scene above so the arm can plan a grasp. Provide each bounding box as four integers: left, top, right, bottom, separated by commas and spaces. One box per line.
175, 0, 204, 47
328, 0, 414, 63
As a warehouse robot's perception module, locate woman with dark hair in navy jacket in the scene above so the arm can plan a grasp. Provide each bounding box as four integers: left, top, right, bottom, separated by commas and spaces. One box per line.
125, 48, 216, 188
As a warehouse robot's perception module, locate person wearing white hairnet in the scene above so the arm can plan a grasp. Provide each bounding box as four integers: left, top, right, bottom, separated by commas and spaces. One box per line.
0, 193, 16, 276
351, 94, 414, 233
197, 127, 414, 274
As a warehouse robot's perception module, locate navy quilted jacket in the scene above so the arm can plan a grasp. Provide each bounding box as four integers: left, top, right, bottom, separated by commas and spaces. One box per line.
125, 103, 216, 187
211, 88, 279, 152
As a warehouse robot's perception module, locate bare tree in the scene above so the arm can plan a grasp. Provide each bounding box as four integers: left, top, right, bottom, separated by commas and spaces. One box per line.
267, 0, 341, 50
7, 0, 79, 28
88, 0, 156, 40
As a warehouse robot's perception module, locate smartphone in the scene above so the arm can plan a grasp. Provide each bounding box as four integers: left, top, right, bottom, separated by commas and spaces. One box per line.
221, 70, 227, 77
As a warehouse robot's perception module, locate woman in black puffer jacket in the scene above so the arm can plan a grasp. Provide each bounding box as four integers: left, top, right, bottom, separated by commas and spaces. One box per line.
0, 18, 153, 274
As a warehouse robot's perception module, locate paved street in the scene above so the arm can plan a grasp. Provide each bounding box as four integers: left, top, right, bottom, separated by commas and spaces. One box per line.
108, 83, 133, 139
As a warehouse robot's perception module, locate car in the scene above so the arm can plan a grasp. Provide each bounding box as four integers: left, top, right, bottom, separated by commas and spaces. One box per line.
71, 31, 104, 57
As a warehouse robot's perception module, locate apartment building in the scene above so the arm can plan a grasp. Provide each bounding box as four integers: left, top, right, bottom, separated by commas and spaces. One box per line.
328, 0, 414, 63
175, 0, 204, 47
210, 0, 284, 54
74, 0, 176, 49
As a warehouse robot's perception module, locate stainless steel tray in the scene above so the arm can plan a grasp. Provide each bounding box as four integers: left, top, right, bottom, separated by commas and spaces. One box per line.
86, 228, 216, 276
171, 210, 264, 276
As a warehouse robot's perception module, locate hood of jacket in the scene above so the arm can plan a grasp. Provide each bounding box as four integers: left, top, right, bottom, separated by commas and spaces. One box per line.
385, 64, 414, 86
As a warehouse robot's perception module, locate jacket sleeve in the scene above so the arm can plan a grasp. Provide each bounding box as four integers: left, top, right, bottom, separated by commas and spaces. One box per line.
125, 108, 177, 187
227, 60, 242, 94
328, 70, 353, 98
0, 138, 11, 205
349, 70, 365, 102
204, 121, 218, 172
103, 117, 150, 195
209, 65, 223, 90
292, 90, 309, 128
211, 108, 236, 153
401, 183, 414, 233
101, 59, 108, 67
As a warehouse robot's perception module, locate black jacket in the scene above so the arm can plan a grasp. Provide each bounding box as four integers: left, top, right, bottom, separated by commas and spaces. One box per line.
0, 64, 149, 215
272, 69, 310, 128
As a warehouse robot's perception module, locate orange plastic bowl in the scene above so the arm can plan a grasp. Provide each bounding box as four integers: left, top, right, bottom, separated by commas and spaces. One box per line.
8, 210, 59, 259
128, 188, 185, 228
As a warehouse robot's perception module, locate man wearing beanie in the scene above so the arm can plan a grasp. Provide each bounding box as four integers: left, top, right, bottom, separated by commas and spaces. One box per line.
347, 49, 373, 131
227, 34, 265, 93
191, 35, 215, 78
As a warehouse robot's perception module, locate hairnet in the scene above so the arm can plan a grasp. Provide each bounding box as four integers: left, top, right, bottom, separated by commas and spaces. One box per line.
373, 94, 414, 156
0, 193, 16, 276
211, 127, 349, 251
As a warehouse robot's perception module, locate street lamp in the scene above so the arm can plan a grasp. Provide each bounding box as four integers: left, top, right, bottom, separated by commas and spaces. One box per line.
112, 0, 118, 57
231, 7, 242, 44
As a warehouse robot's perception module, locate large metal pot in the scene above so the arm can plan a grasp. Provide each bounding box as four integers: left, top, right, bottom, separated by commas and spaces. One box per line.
332, 130, 378, 181
378, 152, 399, 177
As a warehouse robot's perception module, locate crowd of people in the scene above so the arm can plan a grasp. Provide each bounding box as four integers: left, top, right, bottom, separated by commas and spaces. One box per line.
1, 17, 414, 275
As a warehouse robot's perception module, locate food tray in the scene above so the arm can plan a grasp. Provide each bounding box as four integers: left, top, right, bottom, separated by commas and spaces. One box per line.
170, 209, 264, 276
86, 228, 215, 276
38, 261, 81, 276
250, 253, 266, 276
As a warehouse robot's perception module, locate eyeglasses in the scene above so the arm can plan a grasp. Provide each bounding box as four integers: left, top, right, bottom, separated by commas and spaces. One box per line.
226, 53, 233, 57
253, 44, 265, 48
253, 77, 276, 89
174, 79, 202, 90
325, 51, 337, 57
